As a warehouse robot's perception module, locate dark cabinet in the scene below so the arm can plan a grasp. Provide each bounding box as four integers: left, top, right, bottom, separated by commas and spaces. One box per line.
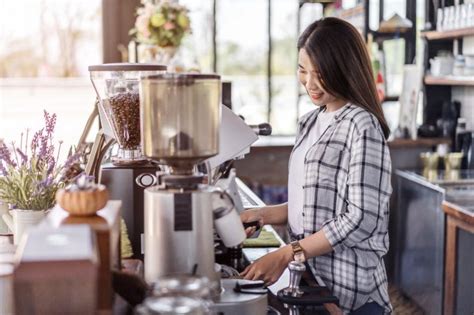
395, 171, 445, 315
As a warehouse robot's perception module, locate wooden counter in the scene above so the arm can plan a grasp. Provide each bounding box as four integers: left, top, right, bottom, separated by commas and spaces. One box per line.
442, 201, 474, 315
42, 201, 122, 314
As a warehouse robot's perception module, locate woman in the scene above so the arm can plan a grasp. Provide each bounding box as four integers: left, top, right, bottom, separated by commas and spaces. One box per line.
240, 17, 392, 315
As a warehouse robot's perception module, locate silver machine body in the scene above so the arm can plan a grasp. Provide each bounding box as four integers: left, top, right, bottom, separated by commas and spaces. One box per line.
213, 279, 268, 315
144, 185, 219, 287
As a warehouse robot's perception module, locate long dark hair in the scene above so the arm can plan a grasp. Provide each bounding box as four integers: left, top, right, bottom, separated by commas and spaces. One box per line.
297, 17, 390, 139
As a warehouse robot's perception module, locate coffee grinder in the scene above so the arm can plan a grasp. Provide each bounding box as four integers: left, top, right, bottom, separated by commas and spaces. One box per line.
139, 73, 243, 285
88, 63, 167, 258
139, 73, 269, 314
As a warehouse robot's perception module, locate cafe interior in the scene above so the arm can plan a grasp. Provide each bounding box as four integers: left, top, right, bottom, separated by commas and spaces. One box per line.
0, 0, 473, 314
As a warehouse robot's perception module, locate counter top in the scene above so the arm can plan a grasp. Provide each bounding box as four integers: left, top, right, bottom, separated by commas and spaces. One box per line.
253, 136, 450, 148
396, 169, 474, 186
242, 226, 341, 315
397, 169, 474, 223
442, 201, 474, 225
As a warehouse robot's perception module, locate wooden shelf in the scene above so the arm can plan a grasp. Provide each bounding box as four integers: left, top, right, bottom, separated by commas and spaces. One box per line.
388, 137, 451, 148
421, 27, 474, 40
424, 75, 474, 86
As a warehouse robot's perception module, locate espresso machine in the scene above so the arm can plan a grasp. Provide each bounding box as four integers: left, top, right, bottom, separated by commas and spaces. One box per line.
87, 65, 240, 259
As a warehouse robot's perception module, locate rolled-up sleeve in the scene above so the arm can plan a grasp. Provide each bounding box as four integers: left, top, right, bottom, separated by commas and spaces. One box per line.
321, 126, 392, 252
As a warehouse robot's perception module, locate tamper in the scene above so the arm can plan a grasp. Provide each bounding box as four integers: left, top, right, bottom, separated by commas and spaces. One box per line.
283, 261, 306, 297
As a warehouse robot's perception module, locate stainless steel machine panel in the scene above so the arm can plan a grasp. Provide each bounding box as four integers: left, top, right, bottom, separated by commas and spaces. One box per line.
144, 186, 218, 286
213, 279, 267, 315
140, 73, 221, 172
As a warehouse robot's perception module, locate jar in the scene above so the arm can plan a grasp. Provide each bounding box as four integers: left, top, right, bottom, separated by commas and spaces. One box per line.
453, 55, 465, 76
88, 63, 167, 165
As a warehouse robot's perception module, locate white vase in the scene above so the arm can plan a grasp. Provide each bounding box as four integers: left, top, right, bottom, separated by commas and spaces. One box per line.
2, 209, 46, 245
137, 44, 177, 65
0, 264, 14, 315
0, 201, 9, 234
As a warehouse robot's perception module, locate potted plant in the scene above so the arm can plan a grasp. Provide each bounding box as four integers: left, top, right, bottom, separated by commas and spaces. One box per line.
0, 111, 80, 244
130, 0, 191, 64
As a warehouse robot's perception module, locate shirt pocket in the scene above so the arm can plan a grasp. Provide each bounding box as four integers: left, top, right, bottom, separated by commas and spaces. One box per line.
304, 144, 349, 191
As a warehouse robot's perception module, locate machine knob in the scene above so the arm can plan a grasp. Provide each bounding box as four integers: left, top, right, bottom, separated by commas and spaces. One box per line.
248, 123, 272, 136
135, 173, 157, 188
283, 261, 305, 297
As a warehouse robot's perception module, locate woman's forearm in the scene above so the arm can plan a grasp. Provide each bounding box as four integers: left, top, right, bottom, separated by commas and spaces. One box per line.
260, 202, 288, 225
299, 230, 333, 259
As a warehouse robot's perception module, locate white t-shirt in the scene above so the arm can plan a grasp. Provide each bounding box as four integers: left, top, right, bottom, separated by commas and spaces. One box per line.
288, 107, 344, 235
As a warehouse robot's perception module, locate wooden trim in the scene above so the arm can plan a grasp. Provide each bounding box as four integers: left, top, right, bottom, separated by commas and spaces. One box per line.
421, 27, 474, 40
102, 0, 140, 63
444, 212, 474, 315
442, 201, 474, 226
444, 216, 457, 315
424, 75, 474, 86
388, 137, 451, 148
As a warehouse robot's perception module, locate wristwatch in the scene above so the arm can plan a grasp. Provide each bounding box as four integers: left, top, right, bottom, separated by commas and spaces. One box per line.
290, 241, 306, 263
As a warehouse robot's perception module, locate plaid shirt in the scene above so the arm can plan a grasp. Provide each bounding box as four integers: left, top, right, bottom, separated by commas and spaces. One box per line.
291, 104, 392, 314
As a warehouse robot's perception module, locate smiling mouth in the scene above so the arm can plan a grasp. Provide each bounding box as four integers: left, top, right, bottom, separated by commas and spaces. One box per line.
309, 91, 324, 100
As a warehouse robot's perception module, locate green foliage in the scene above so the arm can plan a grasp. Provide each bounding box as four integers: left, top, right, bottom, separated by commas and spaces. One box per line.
0, 159, 64, 210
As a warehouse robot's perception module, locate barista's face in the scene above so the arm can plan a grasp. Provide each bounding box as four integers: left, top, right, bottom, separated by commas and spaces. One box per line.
297, 49, 338, 107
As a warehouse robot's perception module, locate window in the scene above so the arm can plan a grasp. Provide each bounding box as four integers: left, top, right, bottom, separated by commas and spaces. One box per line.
178, 0, 304, 135
0, 0, 102, 159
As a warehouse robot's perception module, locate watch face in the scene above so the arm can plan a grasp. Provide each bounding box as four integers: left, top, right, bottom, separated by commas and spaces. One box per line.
294, 251, 305, 263
291, 241, 305, 262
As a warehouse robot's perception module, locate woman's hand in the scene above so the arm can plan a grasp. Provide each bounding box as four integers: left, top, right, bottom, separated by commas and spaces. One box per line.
240, 208, 265, 237
240, 245, 293, 286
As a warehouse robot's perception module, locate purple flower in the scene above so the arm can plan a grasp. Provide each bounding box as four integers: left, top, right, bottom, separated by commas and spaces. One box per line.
0, 144, 17, 168
40, 177, 53, 188
0, 162, 7, 175
39, 133, 49, 162
44, 111, 57, 137
47, 158, 56, 175
31, 129, 43, 154
16, 148, 28, 165
58, 152, 81, 181
64, 152, 81, 169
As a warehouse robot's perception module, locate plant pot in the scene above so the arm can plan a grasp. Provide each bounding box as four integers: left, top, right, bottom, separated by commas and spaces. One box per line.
1, 209, 47, 245
56, 186, 109, 217
0, 201, 9, 234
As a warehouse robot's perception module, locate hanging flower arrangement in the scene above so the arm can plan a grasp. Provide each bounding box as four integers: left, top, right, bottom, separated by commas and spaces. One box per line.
130, 0, 191, 48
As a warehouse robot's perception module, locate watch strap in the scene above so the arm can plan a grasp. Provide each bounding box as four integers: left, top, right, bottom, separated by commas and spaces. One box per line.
290, 240, 306, 263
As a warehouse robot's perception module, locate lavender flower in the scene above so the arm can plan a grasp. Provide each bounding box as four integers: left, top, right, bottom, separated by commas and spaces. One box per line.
16, 148, 28, 165
39, 132, 49, 163
31, 129, 43, 155
44, 111, 57, 137
0, 144, 17, 167
47, 158, 56, 176
0, 162, 7, 175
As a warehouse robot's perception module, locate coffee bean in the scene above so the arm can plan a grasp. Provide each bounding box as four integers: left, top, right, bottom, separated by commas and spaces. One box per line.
108, 92, 140, 150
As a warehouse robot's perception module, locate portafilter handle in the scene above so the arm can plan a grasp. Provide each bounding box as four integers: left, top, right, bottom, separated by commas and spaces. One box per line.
248, 123, 272, 136
283, 261, 306, 297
